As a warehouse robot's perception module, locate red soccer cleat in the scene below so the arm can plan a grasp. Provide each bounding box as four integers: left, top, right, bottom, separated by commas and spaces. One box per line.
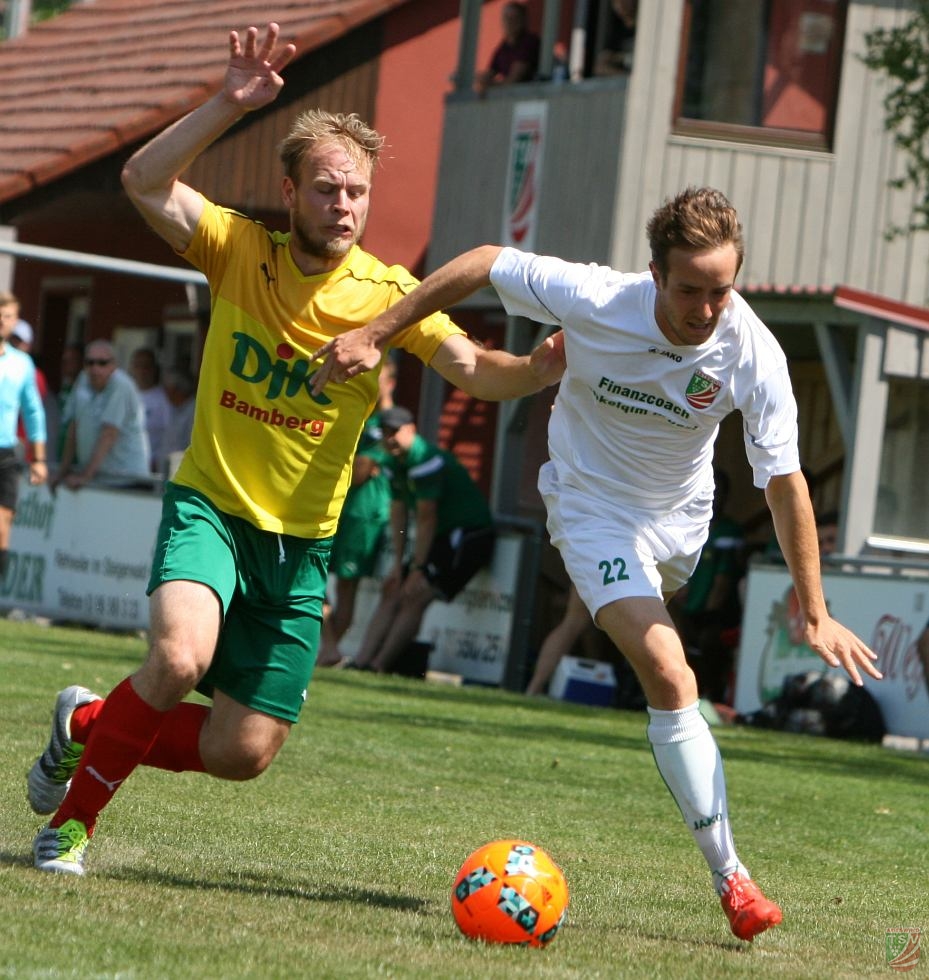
719, 871, 782, 941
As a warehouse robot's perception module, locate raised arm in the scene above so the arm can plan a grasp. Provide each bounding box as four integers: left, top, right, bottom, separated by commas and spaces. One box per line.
120, 23, 296, 251
766, 471, 882, 685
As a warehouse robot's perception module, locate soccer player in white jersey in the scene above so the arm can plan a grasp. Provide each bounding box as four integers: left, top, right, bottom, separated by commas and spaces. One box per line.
313, 186, 883, 942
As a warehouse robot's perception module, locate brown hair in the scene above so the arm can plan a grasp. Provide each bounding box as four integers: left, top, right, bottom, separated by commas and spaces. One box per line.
646, 186, 744, 279
278, 109, 385, 184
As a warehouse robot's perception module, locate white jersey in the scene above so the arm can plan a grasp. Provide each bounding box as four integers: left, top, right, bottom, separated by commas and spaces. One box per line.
490, 247, 800, 513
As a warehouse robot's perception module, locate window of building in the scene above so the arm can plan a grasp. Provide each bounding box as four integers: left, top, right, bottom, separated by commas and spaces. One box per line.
874, 377, 929, 544
675, 0, 847, 148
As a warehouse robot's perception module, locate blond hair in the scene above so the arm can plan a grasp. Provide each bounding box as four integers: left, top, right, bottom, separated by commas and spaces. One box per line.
279, 109, 385, 184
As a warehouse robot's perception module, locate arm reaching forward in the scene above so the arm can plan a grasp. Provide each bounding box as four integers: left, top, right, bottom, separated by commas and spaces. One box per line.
310, 245, 565, 398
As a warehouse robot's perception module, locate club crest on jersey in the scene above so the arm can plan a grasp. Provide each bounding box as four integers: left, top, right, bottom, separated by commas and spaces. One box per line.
685, 370, 722, 409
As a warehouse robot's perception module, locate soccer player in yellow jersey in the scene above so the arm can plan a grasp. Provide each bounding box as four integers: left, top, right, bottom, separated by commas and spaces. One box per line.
28, 22, 565, 876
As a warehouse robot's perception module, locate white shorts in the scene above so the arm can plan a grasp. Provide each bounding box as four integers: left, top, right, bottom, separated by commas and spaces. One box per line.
539, 462, 712, 620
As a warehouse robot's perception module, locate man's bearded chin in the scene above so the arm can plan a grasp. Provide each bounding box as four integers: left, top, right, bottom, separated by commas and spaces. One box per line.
292, 217, 366, 260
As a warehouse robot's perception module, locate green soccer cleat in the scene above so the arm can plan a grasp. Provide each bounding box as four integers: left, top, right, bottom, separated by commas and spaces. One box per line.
27, 685, 101, 814
33, 819, 90, 876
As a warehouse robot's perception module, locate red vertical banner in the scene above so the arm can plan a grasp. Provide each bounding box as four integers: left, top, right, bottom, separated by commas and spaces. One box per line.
502, 101, 547, 251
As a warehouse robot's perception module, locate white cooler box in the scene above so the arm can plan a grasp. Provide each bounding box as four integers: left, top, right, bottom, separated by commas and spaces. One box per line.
550, 656, 617, 707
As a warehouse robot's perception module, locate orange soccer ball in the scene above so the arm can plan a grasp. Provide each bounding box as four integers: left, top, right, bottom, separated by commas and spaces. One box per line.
451, 839, 569, 947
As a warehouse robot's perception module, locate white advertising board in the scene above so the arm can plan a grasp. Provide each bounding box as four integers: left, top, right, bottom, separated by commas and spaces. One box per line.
735, 563, 929, 739
1, 484, 158, 629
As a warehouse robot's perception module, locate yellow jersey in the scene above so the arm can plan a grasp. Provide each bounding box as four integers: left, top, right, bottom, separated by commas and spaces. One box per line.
173, 198, 463, 537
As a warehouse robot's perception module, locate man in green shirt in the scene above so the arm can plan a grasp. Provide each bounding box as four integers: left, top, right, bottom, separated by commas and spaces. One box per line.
350, 406, 494, 673
317, 360, 396, 666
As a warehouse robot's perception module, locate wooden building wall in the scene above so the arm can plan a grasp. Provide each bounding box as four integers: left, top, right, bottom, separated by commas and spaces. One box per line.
613, 0, 929, 305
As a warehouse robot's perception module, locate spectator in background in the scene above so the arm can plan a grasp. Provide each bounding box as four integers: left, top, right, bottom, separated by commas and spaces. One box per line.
525, 582, 594, 695
0, 293, 47, 581
594, 0, 637, 76
52, 340, 150, 491
159, 369, 197, 478
475, 2, 540, 95
317, 358, 397, 667
1, 297, 54, 464
669, 468, 745, 703
0, 291, 35, 354
129, 347, 172, 473
348, 406, 496, 673
54, 342, 84, 462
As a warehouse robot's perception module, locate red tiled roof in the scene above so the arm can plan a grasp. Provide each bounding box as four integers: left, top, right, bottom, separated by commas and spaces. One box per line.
0, 0, 412, 204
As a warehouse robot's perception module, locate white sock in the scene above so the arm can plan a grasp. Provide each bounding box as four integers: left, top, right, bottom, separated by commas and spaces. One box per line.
647, 701, 745, 892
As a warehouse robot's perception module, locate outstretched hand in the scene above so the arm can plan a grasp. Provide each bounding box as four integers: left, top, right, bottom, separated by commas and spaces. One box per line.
310, 327, 383, 396
804, 616, 883, 687
225, 23, 296, 111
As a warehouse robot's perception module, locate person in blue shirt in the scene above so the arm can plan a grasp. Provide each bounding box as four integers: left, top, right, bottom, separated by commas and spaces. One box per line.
0, 290, 48, 581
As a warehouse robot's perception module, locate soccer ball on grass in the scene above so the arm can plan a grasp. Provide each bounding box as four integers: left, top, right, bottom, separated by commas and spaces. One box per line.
451, 839, 568, 947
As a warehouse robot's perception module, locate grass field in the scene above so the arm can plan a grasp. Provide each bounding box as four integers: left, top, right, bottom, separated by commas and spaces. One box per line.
1, 617, 926, 979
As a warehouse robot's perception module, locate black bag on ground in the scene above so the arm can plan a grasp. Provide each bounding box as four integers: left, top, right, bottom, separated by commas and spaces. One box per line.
741, 670, 885, 742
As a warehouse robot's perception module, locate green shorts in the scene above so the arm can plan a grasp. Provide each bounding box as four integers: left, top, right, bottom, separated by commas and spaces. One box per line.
148, 483, 332, 723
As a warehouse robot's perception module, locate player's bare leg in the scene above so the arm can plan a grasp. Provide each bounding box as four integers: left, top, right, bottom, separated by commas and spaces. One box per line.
200, 690, 291, 779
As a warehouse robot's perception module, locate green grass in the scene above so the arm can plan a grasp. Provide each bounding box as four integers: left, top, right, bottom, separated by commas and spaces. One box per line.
1, 617, 926, 979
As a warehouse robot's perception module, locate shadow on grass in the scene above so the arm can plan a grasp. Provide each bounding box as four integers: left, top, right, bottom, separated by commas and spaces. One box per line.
104, 866, 428, 910
2, 851, 35, 870
2, 850, 427, 911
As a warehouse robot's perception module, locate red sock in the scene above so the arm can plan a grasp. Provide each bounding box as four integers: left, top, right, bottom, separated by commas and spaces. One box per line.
53, 677, 167, 833
71, 698, 207, 772
141, 702, 208, 773
70, 698, 104, 743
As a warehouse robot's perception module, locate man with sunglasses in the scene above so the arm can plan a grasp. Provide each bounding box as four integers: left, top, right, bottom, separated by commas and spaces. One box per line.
52, 340, 150, 491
